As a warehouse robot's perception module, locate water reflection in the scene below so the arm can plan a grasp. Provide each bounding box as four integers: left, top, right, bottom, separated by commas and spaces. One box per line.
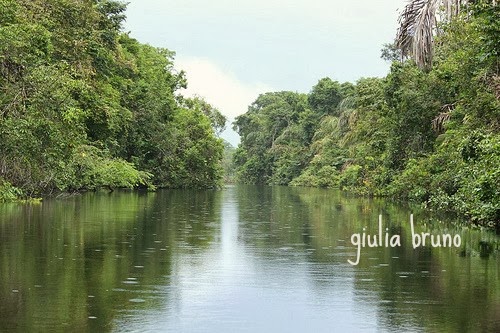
0, 186, 498, 332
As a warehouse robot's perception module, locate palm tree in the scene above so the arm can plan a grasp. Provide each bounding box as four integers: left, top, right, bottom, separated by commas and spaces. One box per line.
395, 0, 472, 69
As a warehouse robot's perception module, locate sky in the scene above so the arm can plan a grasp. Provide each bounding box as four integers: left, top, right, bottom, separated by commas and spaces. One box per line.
124, 0, 406, 146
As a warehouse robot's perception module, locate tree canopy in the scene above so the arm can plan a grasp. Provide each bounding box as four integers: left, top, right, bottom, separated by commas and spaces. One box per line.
0, 0, 226, 200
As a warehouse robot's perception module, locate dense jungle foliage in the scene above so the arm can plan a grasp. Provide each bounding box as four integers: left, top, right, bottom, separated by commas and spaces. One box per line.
0, 0, 226, 200
234, 2, 499, 228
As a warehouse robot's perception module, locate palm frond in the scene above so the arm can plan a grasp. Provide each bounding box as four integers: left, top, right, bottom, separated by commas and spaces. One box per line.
338, 108, 357, 132
432, 112, 451, 133
395, 0, 470, 69
312, 116, 341, 142
337, 96, 357, 112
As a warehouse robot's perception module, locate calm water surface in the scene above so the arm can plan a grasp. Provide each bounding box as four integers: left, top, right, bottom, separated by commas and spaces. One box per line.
0, 185, 498, 332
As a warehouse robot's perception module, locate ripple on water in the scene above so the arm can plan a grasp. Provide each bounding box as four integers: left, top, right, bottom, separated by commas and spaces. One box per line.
122, 280, 139, 285
129, 298, 146, 303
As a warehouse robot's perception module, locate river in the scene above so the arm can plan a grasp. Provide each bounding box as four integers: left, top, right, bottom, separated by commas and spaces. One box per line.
0, 185, 498, 332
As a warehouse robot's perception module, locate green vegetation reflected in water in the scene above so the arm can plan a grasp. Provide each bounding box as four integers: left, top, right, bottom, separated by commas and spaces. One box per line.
0, 186, 498, 332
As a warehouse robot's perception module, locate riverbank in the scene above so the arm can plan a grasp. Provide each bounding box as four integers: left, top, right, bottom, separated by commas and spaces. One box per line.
232, 5, 499, 228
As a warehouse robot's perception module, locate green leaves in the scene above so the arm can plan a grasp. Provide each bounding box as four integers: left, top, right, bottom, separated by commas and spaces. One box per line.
0, 23, 52, 71
0, 178, 22, 202
65, 145, 151, 191
0, 0, 225, 199
308, 78, 344, 116
233, 92, 310, 185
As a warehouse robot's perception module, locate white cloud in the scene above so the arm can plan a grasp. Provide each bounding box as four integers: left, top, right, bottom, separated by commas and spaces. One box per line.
175, 56, 274, 119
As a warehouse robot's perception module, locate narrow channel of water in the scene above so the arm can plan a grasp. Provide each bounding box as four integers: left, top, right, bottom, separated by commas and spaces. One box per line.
0, 185, 498, 332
